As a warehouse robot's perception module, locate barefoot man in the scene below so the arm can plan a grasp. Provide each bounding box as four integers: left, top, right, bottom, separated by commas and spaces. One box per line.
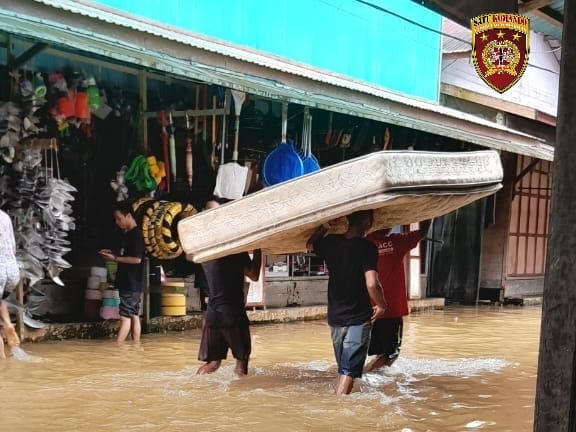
196, 197, 262, 376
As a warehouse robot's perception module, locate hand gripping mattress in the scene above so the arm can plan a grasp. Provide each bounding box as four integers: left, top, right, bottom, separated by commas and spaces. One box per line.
178, 150, 503, 263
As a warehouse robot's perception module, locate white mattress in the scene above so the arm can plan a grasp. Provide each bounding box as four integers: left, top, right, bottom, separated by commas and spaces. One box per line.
178, 150, 503, 263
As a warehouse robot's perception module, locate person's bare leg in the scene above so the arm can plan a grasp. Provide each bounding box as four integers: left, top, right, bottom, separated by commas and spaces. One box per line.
0, 301, 19, 347
335, 374, 354, 395
116, 316, 131, 344
197, 360, 222, 374
131, 316, 141, 343
234, 359, 249, 376
0, 329, 6, 359
364, 355, 389, 372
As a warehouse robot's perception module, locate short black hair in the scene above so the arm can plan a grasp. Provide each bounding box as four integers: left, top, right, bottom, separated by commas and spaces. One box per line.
346, 210, 373, 227
113, 201, 134, 217
207, 195, 232, 205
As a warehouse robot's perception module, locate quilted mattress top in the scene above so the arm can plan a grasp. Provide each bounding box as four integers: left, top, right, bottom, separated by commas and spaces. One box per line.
178, 150, 503, 262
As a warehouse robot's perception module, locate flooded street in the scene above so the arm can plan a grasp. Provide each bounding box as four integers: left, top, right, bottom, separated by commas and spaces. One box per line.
0, 306, 540, 432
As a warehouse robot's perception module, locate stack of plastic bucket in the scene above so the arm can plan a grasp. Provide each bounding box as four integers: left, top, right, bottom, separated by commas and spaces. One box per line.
105, 260, 118, 284
161, 279, 187, 316
85, 267, 107, 320
101, 289, 121, 320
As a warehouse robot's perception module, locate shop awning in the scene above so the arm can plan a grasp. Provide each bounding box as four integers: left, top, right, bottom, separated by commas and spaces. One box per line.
1, 0, 554, 161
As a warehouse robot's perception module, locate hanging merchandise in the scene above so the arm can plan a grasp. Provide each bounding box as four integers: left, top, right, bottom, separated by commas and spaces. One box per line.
185, 113, 193, 188
0, 102, 21, 163
32, 72, 47, 99
301, 107, 320, 175
86, 76, 101, 111
132, 198, 197, 260
168, 111, 177, 184
262, 102, 303, 186
110, 165, 129, 201
146, 156, 166, 186
75, 87, 90, 121
324, 112, 333, 147
210, 92, 218, 170
2, 143, 77, 288
124, 155, 157, 192
213, 90, 249, 200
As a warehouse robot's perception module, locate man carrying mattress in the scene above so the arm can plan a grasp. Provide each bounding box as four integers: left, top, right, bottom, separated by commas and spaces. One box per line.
196, 197, 262, 376
365, 220, 432, 372
307, 210, 387, 395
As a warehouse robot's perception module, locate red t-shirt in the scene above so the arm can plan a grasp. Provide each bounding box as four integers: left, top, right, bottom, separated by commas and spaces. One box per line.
366, 230, 422, 318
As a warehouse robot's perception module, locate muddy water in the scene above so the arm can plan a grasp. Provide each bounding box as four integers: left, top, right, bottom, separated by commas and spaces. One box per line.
0, 306, 540, 432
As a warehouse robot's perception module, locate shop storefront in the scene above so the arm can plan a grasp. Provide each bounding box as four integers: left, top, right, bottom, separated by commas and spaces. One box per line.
0, 0, 553, 331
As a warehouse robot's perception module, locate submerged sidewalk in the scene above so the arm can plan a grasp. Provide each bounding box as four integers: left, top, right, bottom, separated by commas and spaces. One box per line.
21, 298, 445, 343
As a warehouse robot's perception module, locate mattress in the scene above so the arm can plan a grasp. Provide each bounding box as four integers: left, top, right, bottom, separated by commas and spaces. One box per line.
178, 150, 503, 263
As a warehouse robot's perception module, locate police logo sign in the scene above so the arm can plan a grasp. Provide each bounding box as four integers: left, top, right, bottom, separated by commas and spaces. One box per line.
470, 13, 530, 93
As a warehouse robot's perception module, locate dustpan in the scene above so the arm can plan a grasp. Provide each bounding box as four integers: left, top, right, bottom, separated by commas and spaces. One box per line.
213, 90, 249, 200
262, 102, 303, 186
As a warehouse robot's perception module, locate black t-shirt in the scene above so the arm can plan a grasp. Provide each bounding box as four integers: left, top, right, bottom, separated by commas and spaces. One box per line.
201, 252, 251, 327
313, 234, 378, 327
114, 227, 145, 293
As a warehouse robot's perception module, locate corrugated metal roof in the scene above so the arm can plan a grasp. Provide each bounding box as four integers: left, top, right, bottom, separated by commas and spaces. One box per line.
442, 17, 471, 53
522, 0, 564, 41
426, 0, 564, 63
0, 0, 554, 161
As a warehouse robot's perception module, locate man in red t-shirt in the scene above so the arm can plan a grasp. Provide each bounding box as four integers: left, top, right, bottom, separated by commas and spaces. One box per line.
364, 219, 431, 371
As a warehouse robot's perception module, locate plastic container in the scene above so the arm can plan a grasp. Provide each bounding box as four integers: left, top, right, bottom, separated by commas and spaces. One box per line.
100, 305, 120, 320
102, 297, 121, 307
90, 267, 108, 279
105, 261, 118, 283
85, 288, 102, 300
161, 293, 186, 316
86, 276, 101, 290
102, 289, 120, 299
84, 299, 101, 320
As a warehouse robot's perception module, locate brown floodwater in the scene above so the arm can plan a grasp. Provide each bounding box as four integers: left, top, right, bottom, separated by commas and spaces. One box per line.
0, 306, 541, 432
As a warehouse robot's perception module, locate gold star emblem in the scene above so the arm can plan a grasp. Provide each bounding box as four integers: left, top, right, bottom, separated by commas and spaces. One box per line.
497, 30, 505, 39
481, 33, 489, 42
512, 32, 521, 41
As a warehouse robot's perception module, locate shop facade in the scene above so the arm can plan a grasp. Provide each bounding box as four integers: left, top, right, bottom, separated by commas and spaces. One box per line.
0, 0, 554, 328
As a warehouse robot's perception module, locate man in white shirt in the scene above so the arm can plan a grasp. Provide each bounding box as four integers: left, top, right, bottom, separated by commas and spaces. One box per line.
0, 209, 21, 358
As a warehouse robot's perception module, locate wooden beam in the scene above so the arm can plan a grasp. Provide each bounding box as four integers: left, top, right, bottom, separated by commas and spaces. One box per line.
536, 110, 557, 126
518, 0, 554, 13
530, 8, 564, 28
8, 42, 48, 69
442, 51, 471, 60
139, 70, 148, 153
441, 83, 537, 120
143, 107, 226, 120
514, 158, 539, 184
15, 279, 24, 343
533, 0, 576, 427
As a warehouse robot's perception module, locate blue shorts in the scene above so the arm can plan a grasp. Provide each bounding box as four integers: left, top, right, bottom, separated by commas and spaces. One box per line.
119, 292, 141, 317
330, 321, 372, 378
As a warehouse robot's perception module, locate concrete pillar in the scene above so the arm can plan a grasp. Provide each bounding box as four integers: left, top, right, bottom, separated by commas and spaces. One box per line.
533, 0, 576, 430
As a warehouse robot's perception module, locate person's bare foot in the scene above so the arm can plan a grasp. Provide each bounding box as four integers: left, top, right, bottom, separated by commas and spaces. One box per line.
234, 359, 248, 376
5, 326, 20, 348
197, 360, 221, 375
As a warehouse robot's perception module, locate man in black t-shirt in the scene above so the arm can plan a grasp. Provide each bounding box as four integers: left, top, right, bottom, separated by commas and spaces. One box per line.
196, 198, 262, 376
307, 210, 387, 395
99, 201, 145, 344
